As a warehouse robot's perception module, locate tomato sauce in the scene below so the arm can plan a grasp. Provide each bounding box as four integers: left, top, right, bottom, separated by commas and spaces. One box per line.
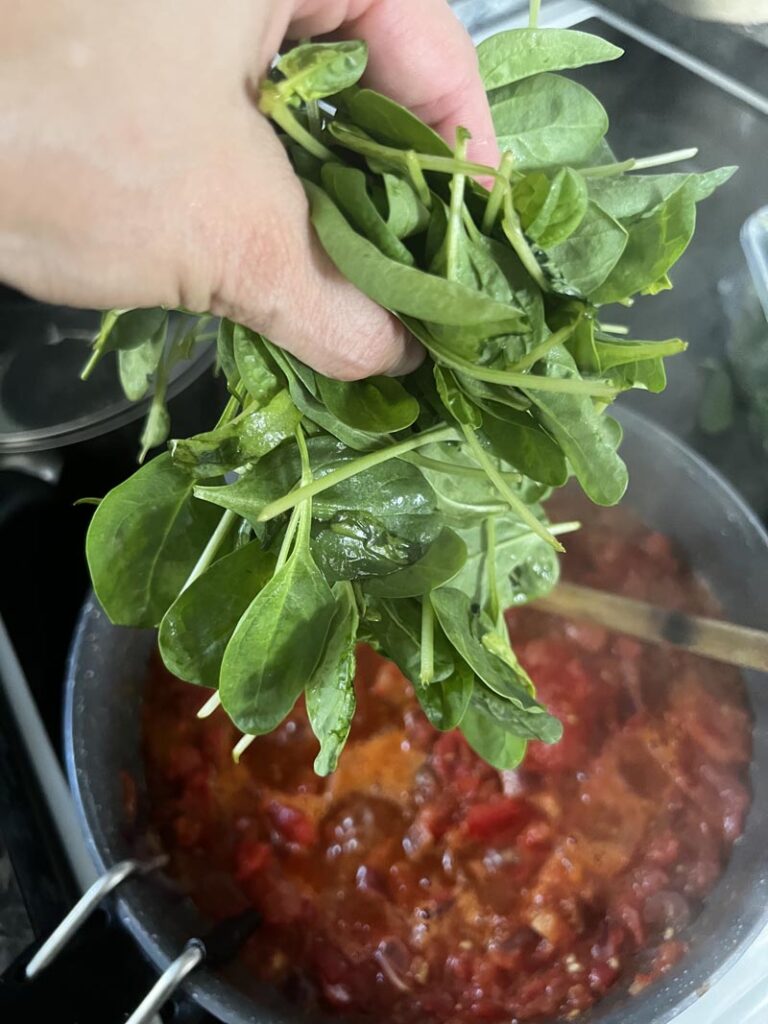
142, 511, 752, 1022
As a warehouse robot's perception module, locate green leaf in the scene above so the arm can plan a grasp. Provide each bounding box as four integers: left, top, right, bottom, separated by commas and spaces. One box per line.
515, 168, 588, 248
303, 179, 525, 332
460, 701, 527, 771
451, 514, 560, 612
117, 313, 168, 400
276, 41, 367, 102
233, 326, 283, 406
169, 389, 301, 478
312, 511, 434, 582
587, 166, 736, 221
490, 73, 608, 172
320, 163, 414, 265
479, 28, 623, 90
381, 173, 429, 239
306, 582, 359, 775
431, 587, 548, 719
315, 372, 420, 434
85, 453, 222, 627
219, 532, 335, 735
216, 318, 239, 388
364, 528, 467, 598
481, 407, 568, 486
434, 366, 482, 428
591, 181, 698, 304
365, 597, 472, 730
522, 345, 628, 505
544, 201, 628, 297
314, 458, 437, 524
158, 542, 276, 688
340, 88, 451, 157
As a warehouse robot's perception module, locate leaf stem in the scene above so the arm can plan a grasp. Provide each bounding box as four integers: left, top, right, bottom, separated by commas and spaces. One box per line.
485, 517, 501, 629
406, 151, 432, 207
420, 597, 435, 684
265, 95, 337, 162
446, 129, 470, 281
502, 190, 549, 291
579, 147, 698, 178
256, 425, 457, 522
508, 318, 580, 373
461, 426, 564, 552
233, 733, 256, 763
197, 692, 221, 718
529, 0, 541, 28
180, 508, 237, 594
402, 452, 520, 482
598, 323, 629, 335
430, 346, 618, 398
275, 504, 302, 572
482, 152, 515, 234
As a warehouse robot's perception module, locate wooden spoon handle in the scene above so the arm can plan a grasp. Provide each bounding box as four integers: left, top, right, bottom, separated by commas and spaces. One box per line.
535, 582, 768, 674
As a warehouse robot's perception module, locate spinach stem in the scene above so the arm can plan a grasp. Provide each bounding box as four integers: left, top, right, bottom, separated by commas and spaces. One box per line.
180, 508, 237, 594
508, 318, 580, 373
276, 504, 302, 571
233, 733, 255, 763
420, 597, 435, 684
429, 345, 618, 398
501, 190, 549, 291
197, 691, 221, 718
256, 425, 457, 522
406, 151, 432, 207
598, 323, 629, 335
461, 426, 564, 552
295, 425, 314, 549
482, 152, 515, 234
579, 147, 698, 178
267, 97, 337, 162
446, 129, 470, 281
306, 98, 321, 139
485, 517, 501, 629
529, 0, 541, 28
403, 452, 520, 482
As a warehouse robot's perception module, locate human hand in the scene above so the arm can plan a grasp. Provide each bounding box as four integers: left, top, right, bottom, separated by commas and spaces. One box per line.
0, 0, 499, 379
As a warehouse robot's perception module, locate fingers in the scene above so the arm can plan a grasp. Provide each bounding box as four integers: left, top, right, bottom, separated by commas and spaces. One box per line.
200, 124, 422, 381
289, 0, 500, 168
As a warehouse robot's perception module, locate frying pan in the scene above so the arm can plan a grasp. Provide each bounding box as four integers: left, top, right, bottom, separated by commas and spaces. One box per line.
63, 407, 768, 1024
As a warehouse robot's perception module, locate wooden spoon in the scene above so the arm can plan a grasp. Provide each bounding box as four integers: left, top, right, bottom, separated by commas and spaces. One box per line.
535, 582, 768, 674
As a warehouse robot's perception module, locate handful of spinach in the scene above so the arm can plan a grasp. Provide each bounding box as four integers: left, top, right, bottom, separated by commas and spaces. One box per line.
81, 19, 734, 772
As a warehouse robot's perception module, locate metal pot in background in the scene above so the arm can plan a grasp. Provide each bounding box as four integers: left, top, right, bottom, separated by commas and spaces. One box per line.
660, 0, 768, 22
61, 407, 768, 1024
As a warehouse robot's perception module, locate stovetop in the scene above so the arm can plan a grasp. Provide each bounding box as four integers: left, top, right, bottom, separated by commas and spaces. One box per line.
1, 3, 767, 1022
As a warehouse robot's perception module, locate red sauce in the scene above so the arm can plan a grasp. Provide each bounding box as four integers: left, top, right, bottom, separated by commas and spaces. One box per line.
142, 511, 752, 1022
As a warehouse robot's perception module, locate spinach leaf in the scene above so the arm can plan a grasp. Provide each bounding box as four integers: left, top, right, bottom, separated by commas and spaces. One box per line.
233, 326, 284, 406
320, 163, 415, 265
315, 372, 420, 434
479, 28, 622, 90
306, 582, 359, 775
363, 528, 467, 598
365, 597, 472, 730
431, 587, 545, 712
521, 345, 628, 505
471, 683, 563, 744
515, 168, 588, 248
219, 522, 335, 735
490, 74, 608, 172
591, 181, 697, 303
312, 511, 431, 582
588, 166, 736, 221
314, 458, 437, 524
303, 179, 525, 332
169, 389, 301, 477
460, 701, 527, 771
216, 318, 239, 389
451, 515, 560, 612
117, 313, 168, 400
481, 407, 568, 486
544, 201, 627, 296
86, 453, 222, 627
158, 542, 276, 688
276, 41, 367, 102
341, 88, 451, 157
381, 173, 429, 238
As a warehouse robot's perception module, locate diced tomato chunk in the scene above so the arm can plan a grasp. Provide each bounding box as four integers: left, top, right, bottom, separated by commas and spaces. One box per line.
267, 801, 317, 848
464, 798, 533, 841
